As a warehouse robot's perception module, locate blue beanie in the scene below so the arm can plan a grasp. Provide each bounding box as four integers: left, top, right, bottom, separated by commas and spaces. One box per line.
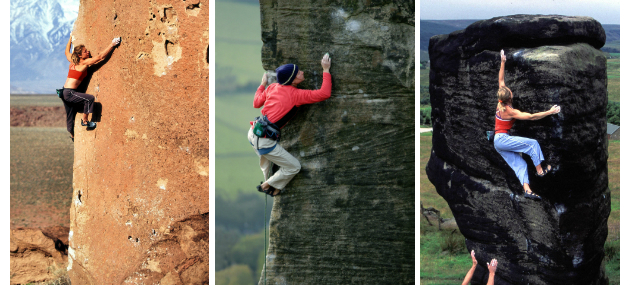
276, 64, 299, 85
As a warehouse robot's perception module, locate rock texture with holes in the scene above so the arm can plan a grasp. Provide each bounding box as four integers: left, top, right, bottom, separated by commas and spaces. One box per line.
427, 15, 609, 285
67, 0, 208, 283
258, 1, 414, 284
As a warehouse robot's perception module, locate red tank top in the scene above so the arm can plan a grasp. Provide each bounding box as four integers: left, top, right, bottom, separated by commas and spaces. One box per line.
495, 106, 515, 134
67, 63, 87, 81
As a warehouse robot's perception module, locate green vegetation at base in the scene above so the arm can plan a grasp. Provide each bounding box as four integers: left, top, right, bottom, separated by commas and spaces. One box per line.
604, 239, 620, 285
421, 134, 620, 282
420, 218, 469, 283
607, 101, 620, 126
216, 264, 255, 285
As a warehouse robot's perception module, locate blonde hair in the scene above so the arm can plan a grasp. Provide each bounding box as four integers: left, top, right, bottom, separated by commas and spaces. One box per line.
71, 44, 85, 65
497, 86, 512, 112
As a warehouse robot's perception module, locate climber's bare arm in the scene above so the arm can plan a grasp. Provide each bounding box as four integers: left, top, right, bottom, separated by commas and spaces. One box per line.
462, 250, 478, 285
65, 35, 73, 62
82, 38, 120, 66
508, 105, 561, 121
498, 49, 506, 87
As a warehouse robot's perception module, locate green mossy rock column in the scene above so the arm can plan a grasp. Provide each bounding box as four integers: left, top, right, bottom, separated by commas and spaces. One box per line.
258, 1, 414, 284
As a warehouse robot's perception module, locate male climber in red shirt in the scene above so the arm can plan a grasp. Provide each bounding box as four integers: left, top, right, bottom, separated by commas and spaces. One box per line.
248, 53, 332, 196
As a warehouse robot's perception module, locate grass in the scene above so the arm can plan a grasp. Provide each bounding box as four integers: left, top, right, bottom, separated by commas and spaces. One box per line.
10, 127, 74, 228
215, 92, 266, 200
607, 58, 620, 102
11, 95, 62, 107
420, 217, 470, 284
420, 134, 620, 282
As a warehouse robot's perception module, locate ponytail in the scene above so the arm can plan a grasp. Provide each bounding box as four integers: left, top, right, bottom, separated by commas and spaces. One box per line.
71, 44, 85, 65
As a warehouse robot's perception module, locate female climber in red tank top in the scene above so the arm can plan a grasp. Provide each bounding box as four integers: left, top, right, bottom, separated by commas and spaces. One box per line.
62, 32, 120, 141
493, 49, 561, 200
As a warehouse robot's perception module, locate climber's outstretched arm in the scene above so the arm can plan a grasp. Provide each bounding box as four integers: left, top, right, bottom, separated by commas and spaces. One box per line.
508, 105, 561, 121
462, 250, 478, 285
65, 35, 73, 62
81, 37, 120, 67
486, 259, 498, 285
498, 49, 506, 87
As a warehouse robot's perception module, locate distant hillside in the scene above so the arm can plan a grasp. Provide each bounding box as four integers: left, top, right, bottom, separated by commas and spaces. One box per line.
421, 20, 620, 60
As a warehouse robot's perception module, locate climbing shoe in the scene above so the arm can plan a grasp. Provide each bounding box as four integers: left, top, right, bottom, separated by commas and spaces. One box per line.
81, 119, 97, 130
524, 191, 542, 201
535, 165, 552, 178
256, 182, 266, 193
69, 136, 74, 142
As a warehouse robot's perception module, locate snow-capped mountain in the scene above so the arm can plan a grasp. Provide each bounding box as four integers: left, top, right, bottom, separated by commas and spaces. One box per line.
10, 0, 79, 93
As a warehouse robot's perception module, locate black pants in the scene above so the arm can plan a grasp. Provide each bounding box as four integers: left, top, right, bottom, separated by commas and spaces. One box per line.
62, 88, 95, 135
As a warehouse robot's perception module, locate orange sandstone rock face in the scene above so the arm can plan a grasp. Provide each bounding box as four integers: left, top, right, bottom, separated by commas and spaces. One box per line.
67, 0, 208, 284
10, 227, 69, 284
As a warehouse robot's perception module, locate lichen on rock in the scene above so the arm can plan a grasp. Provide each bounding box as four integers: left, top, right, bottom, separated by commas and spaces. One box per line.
427, 15, 609, 285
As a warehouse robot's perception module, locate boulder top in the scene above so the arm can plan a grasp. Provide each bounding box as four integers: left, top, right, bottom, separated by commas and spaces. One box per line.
429, 14, 606, 57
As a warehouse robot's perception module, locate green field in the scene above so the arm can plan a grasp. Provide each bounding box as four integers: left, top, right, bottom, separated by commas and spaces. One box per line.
214, 1, 271, 284
10, 95, 62, 107
607, 58, 620, 102
420, 134, 621, 283
215, 0, 264, 86
10, 127, 74, 228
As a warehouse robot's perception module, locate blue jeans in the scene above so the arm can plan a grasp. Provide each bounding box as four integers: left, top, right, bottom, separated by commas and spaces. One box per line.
494, 133, 545, 186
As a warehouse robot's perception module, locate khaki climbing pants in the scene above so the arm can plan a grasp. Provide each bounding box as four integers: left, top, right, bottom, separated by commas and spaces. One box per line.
248, 127, 301, 190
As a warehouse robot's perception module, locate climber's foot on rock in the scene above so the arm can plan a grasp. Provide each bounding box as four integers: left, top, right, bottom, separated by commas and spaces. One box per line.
267, 188, 281, 196
536, 164, 552, 177
81, 119, 97, 130
524, 190, 542, 201
257, 182, 281, 196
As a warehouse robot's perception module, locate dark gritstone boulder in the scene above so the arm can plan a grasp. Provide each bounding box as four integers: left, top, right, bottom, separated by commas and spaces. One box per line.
258, 0, 414, 284
427, 15, 609, 285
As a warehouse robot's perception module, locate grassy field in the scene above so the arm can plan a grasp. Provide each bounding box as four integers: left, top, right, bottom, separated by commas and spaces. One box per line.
215, 92, 265, 200
607, 58, 620, 102
10, 95, 62, 107
215, 0, 263, 85
420, 134, 621, 283
10, 127, 74, 228
214, 1, 272, 283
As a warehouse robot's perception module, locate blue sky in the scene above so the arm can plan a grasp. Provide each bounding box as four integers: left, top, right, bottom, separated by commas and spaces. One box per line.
421, 0, 620, 24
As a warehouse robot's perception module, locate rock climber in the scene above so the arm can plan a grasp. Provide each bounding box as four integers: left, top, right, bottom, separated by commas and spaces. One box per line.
61, 33, 120, 142
462, 250, 498, 285
493, 49, 561, 200
248, 53, 332, 196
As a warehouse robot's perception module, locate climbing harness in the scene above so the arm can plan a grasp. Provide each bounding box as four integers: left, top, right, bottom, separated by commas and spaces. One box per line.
253, 115, 281, 141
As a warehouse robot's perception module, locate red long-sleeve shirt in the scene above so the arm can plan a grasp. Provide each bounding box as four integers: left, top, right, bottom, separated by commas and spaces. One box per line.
252, 72, 332, 127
